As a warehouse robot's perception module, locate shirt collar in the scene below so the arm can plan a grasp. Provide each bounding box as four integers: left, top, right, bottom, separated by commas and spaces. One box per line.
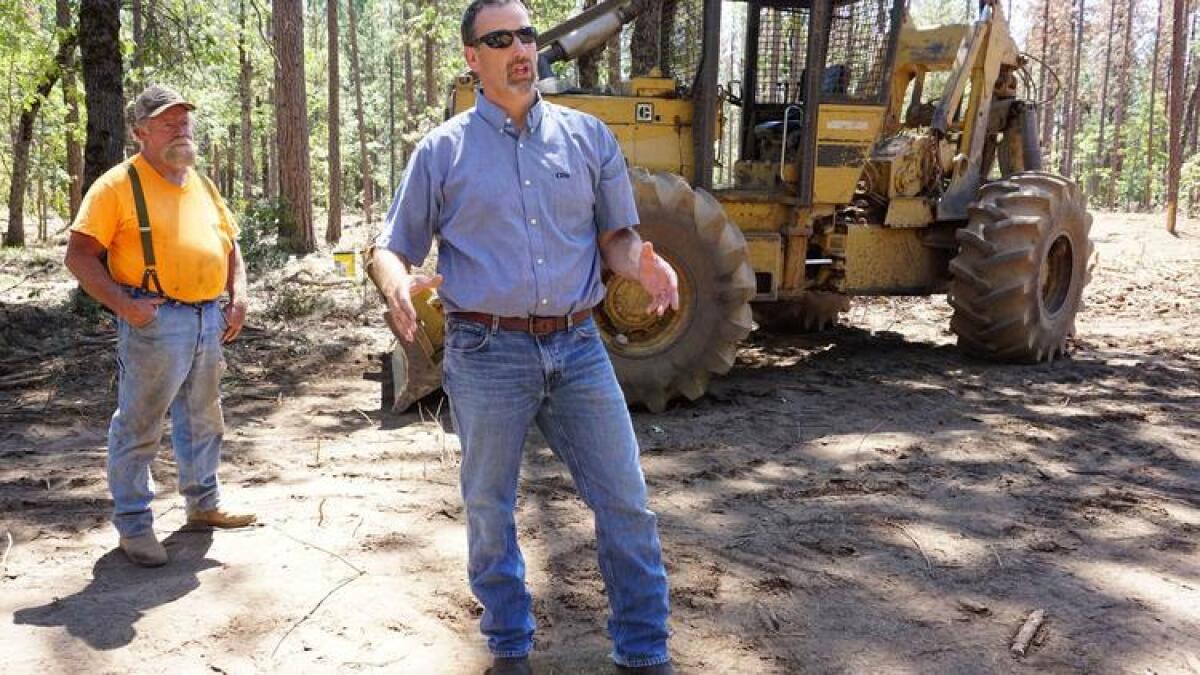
474, 88, 546, 134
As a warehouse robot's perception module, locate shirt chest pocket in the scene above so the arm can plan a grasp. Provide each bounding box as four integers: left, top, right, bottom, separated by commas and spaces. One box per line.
539, 153, 595, 238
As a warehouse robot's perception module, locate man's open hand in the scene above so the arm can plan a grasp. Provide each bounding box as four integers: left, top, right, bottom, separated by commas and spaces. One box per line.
637, 242, 679, 316
383, 273, 444, 342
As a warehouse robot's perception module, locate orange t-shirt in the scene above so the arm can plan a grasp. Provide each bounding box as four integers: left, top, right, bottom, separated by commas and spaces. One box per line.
70, 154, 239, 303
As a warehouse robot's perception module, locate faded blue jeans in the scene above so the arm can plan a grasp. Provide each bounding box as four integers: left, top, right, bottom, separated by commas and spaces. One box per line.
108, 292, 226, 538
442, 315, 671, 668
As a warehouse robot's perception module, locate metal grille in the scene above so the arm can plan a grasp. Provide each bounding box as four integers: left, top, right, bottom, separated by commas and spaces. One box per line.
826, 0, 896, 102
663, 0, 704, 91
755, 7, 810, 105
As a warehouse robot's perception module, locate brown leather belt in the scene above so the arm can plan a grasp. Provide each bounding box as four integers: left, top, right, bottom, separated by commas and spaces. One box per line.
452, 309, 592, 335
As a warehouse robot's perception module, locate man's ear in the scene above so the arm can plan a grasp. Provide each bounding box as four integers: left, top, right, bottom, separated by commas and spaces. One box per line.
464, 45, 479, 72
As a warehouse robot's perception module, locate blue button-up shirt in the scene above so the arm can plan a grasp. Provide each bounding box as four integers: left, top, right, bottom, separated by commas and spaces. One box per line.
377, 90, 640, 317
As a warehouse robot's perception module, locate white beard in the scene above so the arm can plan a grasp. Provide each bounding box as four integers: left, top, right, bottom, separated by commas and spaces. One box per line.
162, 140, 197, 169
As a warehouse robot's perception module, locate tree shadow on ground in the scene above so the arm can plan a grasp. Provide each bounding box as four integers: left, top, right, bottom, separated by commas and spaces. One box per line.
13, 529, 217, 651
513, 323, 1199, 672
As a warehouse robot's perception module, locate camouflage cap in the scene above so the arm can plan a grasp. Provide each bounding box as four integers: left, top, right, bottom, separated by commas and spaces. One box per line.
130, 84, 196, 124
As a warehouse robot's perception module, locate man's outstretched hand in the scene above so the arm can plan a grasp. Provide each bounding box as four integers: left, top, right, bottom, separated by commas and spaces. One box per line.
383, 273, 443, 342
637, 241, 679, 316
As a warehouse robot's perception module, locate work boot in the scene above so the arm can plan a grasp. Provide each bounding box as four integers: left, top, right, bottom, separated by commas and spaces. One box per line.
119, 533, 168, 567
616, 662, 675, 675
486, 656, 532, 675
186, 507, 257, 529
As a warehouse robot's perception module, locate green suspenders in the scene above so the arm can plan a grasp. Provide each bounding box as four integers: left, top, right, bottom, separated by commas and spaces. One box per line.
126, 163, 163, 295
125, 162, 225, 297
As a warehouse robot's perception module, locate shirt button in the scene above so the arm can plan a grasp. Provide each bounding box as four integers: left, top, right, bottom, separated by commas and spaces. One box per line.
524, 180, 531, 186
530, 218, 537, 225
519, 143, 524, 148
541, 299, 548, 305
536, 258, 544, 265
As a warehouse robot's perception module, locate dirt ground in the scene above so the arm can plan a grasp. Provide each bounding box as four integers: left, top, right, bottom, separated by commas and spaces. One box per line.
1, 211, 1197, 675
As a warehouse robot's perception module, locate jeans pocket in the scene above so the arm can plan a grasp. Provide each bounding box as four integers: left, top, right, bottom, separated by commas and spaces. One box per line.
445, 319, 491, 353
572, 317, 600, 340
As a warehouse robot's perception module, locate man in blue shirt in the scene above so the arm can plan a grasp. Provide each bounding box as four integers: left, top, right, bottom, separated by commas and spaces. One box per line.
372, 2, 677, 673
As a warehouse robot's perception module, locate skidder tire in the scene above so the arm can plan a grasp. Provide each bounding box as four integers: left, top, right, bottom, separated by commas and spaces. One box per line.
948, 171, 1093, 363
596, 169, 755, 412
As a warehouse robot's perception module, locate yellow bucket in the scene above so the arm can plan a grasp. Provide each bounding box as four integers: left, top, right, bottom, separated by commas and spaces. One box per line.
333, 250, 358, 279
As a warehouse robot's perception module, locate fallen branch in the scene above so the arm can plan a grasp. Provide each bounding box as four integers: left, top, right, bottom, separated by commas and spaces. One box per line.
266, 523, 366, 659
854, 419, 887, 461
886, 521, 933, 577
1010, 609, 1046, 657
987, 543, 1004, 569
270, 572, 363, 659
0, 273, 38, 296
268, 524, 364, 575
0, 369, 53, 390
1, 531, 12, 578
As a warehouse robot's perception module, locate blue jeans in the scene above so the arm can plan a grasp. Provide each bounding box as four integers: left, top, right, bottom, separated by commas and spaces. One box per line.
442, 315, 671, 668
108, 293, 226, 537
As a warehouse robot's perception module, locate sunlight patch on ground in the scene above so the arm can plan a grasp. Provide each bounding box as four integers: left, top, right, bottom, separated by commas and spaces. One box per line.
1067, 559, 1200, 625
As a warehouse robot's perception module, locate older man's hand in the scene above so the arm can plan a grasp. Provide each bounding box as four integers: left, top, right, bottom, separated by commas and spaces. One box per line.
222, 297, 248, 343
637, 242, 679, 316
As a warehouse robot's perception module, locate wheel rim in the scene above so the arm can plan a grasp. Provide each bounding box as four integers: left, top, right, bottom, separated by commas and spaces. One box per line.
595, 252, 694, 359
1040, 233, 1074, 317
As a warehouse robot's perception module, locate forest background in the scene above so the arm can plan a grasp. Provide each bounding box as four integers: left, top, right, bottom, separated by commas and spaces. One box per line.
0, 0, 1192, 252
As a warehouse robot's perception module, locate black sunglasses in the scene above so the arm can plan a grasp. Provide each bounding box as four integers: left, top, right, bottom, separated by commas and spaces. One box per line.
470, 25, 538, 49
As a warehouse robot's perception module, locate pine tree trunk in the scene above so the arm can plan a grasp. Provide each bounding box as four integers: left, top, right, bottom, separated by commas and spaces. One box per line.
131, 0, 144, 87
423, 0, 437, 109
1108, 0, 1135, 208
79, 0, 125, 196
7, 24, 79, 246
1038, 0, 1051, 150
239, 0, 255, 202
273, 0, 314, 252
225, 123, 237, 195
267, 84, 279, 201
327, 0, 342, 244
403, 2, 415, 162
58, 0, 83, 219
1183, 10, 1199, 155
348, 0, 372, 224
631, 0, 661, 76
578, 0, 600, 88
261, 129, 272, 198
37, 141, 48, 241
1063, 0, 1085, 178
1167, 0, 1186, 234
212, 140, 222, 192
607, 32, 621, 86
388, 10, 396, 192
1148, 0, 1164, 208
1097, 0, 1117, 180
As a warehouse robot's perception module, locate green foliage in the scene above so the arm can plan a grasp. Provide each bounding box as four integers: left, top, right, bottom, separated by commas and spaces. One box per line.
237, 200, 290, 275
265, 283, 335, 320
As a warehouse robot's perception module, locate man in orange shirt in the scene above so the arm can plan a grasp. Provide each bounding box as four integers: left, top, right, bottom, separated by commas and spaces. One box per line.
65, 84, 255, 567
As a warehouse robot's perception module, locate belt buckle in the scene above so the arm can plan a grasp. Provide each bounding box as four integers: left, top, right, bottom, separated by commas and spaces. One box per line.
528, 316, 556, 336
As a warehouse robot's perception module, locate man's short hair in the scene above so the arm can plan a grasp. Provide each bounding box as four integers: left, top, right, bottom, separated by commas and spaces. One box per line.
461, 0, 528, 46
